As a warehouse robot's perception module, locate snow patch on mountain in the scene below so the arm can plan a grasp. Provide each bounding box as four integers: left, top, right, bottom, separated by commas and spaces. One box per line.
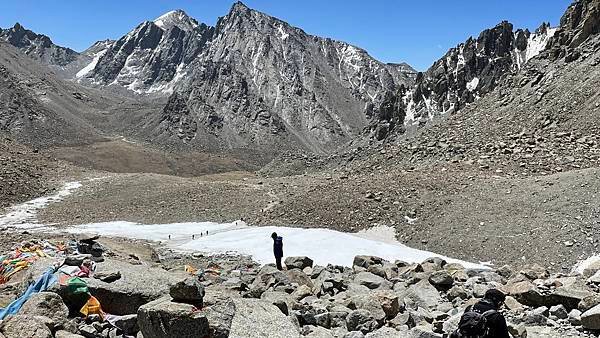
154, 10, 199, 32
76, 49, 108, 78
466, 77, 480, 92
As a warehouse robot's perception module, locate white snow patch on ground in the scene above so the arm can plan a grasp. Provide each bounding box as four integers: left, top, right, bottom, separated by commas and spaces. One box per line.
466, 77, 480, 92
0, 182, 81, 228
0, 184, 488, 269
59, 221, 487, 269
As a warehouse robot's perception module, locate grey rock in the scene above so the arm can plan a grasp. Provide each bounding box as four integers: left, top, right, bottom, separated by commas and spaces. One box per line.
85, 258, 187, 315
581, 303, 600, 330
110, 314, 139, 335
346, 309, 380, 334
230, 298, 300, 337
549, 304, 568, 319
0, 315, 53, 338
137, 297, 209, 338
428, 271, 454, 288
19, 291, 68, 326
54, 331, 85, 338
169, 276, 205, 304
354, 272, 391, 290
285, 256, 314, 270
398, 279, 443, 310
93, 271, 121, 283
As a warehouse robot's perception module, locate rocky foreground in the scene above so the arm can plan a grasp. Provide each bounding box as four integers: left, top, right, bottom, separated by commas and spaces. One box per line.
2, 235, 600, 337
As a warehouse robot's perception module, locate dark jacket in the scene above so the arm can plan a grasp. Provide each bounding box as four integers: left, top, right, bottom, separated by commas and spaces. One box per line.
273, 236, 283, 258
463, 299, 510, 338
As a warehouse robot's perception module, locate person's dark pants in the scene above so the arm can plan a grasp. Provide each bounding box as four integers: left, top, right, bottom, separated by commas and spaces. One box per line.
275, 256, 283, 270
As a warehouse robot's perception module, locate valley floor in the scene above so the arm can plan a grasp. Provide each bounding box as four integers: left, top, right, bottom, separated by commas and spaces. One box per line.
32, 159, 600, 272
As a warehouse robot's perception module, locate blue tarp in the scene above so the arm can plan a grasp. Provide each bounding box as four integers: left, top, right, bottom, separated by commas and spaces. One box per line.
0, 267, 57, 320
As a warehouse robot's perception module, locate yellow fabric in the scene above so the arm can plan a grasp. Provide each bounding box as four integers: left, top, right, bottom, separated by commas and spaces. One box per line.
80, 296, 104, 319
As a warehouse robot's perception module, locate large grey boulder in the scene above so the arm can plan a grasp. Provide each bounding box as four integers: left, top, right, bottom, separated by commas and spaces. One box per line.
110, 314, 139, 336
346, 309, 380, 334
203, 295, 236, 338
580, 304, 600, 330
353, 256, 385, 270
398, 279, 443, 310
230, 298, 300, 337
19, 292, 68, 326
54, 331, 85, 338
0, 315, 53, 338
137, 297, 209, 338
546, 286, 594, 310
354, 272, 391, 290
501, 281, 546, 307
286, 269, 314, 288
169, 277, 205, 304
86, 258, 187, 315
285, 256, 314, 270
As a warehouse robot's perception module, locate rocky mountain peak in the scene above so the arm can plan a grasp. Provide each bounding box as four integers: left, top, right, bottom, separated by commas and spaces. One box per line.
153, 9, 200, 32
546, 0, 600, 60
0, 22, 78, 66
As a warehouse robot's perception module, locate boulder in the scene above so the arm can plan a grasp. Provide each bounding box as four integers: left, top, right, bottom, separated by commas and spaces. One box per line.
346, 309, 380, 334
580, 304, 600, 330
501, 281, 546, 307
549, 304, 568, 319
365, 326, 407, 337
410, 325, 443, 338
398, 279, 443, 310
285, 256, 314, 270
169, 277, 205, 305
110, 314, 139, 335
0, 315, 53, 338
519, 264, 549, 280
230, 298, 300, 337
261, 291, 293, 315
354, 272, 391, 290
54, 331, 85, 338
85, 258, 187, 315
19, 292, 68, 326
428, 271, 454, 289
203, 296, 236, 338
353, 256, 384, 269
579, 294, 600, 312
546, 286, 594, 310
137, 297, 209, 338
93, 271, 121, 283
291, 284, 313, 301
373, 290, 401, 319
569, 309, 582, 325
286, 269, 314, 288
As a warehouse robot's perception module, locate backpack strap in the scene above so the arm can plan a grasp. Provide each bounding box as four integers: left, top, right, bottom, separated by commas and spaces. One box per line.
482, 309, 498, 317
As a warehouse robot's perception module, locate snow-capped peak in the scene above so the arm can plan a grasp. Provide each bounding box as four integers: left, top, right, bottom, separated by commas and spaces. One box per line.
153, 9, 199, 32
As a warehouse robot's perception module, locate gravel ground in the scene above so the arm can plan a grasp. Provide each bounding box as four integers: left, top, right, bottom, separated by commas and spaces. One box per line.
36, 161, 600, 272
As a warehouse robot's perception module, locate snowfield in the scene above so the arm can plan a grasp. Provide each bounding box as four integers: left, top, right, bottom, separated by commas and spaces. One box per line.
1, 181, 491, 269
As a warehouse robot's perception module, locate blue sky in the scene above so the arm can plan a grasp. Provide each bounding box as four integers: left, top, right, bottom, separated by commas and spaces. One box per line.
0, 1, 572, 71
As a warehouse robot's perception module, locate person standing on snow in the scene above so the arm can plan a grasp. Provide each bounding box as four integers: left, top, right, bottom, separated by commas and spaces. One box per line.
271, 232, 284, 270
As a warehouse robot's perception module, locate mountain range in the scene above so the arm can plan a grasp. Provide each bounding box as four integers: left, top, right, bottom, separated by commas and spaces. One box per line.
0, 0, 598, 160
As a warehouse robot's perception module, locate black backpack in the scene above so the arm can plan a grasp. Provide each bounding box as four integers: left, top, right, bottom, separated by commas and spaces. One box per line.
453, 309, 497, 338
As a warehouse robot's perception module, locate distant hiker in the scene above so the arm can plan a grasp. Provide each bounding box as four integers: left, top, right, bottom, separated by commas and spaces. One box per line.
451, 289, 509, 338
271, 232, 284, 270
168, 235, 171, 240
192, 234, 195, 240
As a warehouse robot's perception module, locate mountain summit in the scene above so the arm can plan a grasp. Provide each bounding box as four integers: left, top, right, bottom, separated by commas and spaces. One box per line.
153, 9, 200, 32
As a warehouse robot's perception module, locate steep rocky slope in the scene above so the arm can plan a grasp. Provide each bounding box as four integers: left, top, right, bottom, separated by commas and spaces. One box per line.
367, 21, 558, 140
